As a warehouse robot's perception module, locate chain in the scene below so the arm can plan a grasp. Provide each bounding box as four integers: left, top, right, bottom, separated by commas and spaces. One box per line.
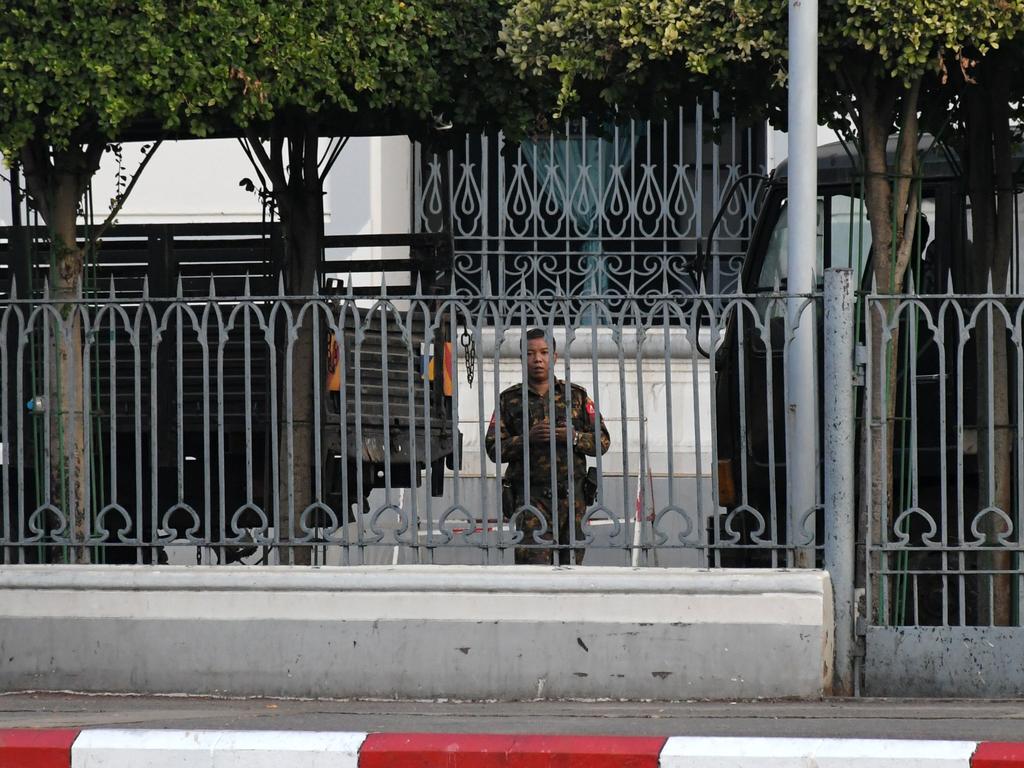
460, 327, 476, 387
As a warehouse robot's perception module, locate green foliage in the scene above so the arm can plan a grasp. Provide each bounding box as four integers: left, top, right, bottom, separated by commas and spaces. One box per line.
0, 0, 250, 158
500, 0, 1024, 126
0, 0, 533, 158
223, 0, 535, 137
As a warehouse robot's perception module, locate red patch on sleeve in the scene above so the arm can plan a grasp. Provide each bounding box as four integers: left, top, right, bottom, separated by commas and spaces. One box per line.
488, 411, 496, 428
585, 399, 596, 422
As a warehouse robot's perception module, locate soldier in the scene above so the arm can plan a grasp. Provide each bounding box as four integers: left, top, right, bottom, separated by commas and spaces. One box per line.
485, 328, 610, 564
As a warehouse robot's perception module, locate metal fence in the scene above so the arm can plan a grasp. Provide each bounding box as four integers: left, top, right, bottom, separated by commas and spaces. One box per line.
0, 271, 824, 568
414, 105, 767, 297
864, 286, 1024, 628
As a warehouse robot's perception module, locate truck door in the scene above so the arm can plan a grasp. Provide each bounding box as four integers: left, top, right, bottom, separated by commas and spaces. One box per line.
714, 188, 872, 562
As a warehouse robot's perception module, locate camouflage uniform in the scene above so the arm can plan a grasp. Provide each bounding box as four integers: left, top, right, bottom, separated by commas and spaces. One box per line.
485, 380, 611, 564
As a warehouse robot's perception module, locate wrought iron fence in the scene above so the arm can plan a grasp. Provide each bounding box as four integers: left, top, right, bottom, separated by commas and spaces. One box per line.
414, 104, 767, 299
0, 273, 823, 567
864, 286, 1024, 627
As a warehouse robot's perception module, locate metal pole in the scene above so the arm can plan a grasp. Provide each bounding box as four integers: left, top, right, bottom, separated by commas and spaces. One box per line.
786, 0, 818, 568
824, 268, 856, 696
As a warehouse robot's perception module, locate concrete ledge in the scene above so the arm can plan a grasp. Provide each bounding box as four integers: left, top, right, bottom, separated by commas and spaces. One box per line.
0, 565, 832, 700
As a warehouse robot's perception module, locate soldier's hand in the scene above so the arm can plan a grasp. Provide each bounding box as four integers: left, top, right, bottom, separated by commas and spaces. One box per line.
553, 427, 568, 443
528, 422, 550, 442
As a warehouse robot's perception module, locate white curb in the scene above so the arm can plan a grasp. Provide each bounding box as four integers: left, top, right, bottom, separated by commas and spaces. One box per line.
71, 728, 368, 768
660, 736, 979, 768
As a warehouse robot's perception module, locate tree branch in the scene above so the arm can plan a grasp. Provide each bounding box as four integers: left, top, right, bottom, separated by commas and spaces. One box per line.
243, 125, 287, 191
892, 76, 922, 285
89, 140, 163, 249
303, 120, 319, 193
19, 138, 53, 224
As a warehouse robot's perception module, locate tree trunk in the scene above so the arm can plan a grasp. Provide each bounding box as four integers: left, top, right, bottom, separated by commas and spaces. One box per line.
255, 120, 324, 566
19, 138, 103, 564
855, 76, 921, 623
48, 172, 89, 563
278, 191, 321, 566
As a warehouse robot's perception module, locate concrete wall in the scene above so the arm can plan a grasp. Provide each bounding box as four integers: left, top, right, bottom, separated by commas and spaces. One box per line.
0, 565, 833, 700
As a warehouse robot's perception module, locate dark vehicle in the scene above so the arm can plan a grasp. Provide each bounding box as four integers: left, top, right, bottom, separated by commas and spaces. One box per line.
711, 137, 1024, 580
0, 222, 457, 562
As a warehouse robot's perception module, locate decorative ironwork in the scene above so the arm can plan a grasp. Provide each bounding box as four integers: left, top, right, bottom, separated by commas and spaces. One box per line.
414, 101, 767, 299
0, 274, 821, 568
864, 282, 1024, 627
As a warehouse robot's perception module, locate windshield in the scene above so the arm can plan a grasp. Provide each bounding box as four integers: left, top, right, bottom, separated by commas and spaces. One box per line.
755, 193, 882, 290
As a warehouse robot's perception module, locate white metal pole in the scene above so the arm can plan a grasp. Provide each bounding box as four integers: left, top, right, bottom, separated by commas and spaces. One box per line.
786, 0, 819, 568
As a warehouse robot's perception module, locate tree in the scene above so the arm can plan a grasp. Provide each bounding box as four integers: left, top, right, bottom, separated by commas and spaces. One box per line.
0, 0, 253, 560
937, 42, 1024, 624
204, 0, 534, 563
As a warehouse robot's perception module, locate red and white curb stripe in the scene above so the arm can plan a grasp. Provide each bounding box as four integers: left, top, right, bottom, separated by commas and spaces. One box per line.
3, 729, 1024, 767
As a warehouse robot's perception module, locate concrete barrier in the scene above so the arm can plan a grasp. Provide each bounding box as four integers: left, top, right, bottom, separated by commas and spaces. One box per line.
2, 730, 1016, 768
0, 565, 832, 700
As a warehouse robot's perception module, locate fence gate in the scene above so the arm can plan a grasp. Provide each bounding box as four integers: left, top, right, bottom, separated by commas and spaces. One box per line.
861, 287, 1024, 696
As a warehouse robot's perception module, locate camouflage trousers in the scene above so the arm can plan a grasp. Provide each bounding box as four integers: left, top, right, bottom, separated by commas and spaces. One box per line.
509, 489, 588, 565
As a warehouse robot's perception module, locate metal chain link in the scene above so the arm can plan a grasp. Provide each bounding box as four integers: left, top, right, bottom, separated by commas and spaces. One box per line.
460, 326, 475, 387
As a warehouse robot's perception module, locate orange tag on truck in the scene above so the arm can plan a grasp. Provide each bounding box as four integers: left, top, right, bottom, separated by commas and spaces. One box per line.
326, 333, 340, 392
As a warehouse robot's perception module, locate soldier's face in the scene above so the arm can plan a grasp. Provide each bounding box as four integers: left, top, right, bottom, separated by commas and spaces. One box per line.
526, 337, 553, 384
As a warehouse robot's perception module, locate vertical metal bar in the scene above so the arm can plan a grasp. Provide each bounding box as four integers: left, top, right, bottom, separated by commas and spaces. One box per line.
199, 299, 212, 565
712, 93, 721, 296
134, 302, 147, 564
419, 304, 434, 564
824, 267, 856, 696
1015, 309, 1024, 623
492, 316, 507, 560
403, 303, 420, 562
0, 307, 10, 562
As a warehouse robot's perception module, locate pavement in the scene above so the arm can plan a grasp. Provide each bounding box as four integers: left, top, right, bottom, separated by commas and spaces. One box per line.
3, 692, 1024, 742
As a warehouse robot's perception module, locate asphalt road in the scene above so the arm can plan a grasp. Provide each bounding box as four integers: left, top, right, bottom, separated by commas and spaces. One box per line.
1, 693, 1022, 741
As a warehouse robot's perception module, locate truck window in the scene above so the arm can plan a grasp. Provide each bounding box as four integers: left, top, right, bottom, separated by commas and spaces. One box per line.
755, 198, 824, 290
755, 193, 874, 290
829, 194, 872, 278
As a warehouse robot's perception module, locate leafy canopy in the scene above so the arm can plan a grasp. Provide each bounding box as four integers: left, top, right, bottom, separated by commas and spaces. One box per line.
0, 0, 534, 159
499, 0, 1023, 127
0, 0, 253, 158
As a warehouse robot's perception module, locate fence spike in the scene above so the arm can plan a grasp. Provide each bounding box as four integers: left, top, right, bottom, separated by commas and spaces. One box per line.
208, 275, 217, 299
905, 267, 917, 296
244, 272, 252, 298
9, 273, 17, 300
987, 268, 994, 295
142, 274, 150, 299
946, 269, 954, 296
869, 271, 878, 295
312, 274, 320, 297
42, 279, 50, 301
414, 272, 423, 296
175, 274, 184, 299
380, 271, 389, 296
1005, 259, 1014, 291
108, 275, 116, 300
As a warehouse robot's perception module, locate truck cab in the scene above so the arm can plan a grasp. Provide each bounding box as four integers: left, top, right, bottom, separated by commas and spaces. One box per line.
711, 137, 995, 568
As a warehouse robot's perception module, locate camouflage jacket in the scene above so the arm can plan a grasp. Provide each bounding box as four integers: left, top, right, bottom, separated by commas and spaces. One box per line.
485, 380, 611, 493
